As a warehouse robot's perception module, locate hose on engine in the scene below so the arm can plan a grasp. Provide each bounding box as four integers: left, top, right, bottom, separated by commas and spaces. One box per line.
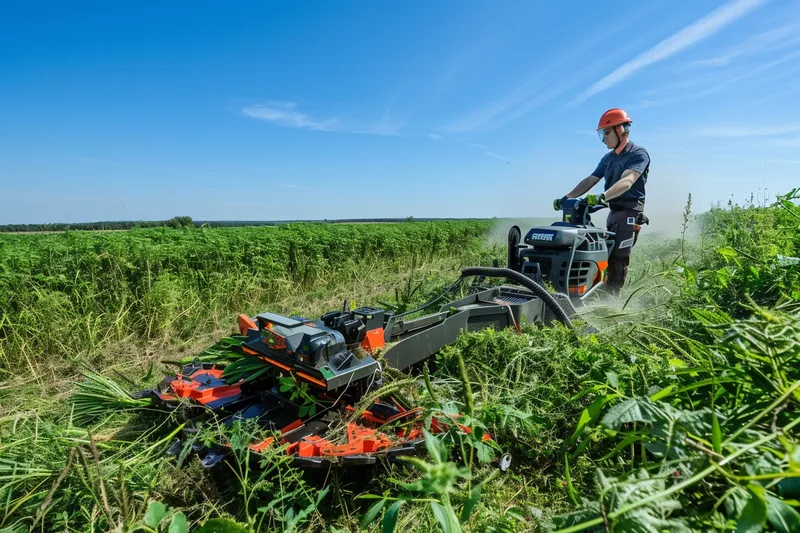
460, 266, 573, 328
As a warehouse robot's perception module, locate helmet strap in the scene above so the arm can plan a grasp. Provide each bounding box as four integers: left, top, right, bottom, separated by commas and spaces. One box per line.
613, 124, 629, 153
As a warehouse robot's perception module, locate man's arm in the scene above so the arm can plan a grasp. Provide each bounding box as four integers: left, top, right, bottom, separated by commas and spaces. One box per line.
604, 169, 640, 200
566, 175, 601, 198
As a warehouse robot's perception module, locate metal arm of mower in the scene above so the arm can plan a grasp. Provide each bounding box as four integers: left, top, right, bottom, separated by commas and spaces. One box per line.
460, 266, 573, 327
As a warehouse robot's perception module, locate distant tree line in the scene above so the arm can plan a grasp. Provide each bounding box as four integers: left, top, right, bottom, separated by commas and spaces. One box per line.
0, 216, 195, 232
0, 216, 493, 232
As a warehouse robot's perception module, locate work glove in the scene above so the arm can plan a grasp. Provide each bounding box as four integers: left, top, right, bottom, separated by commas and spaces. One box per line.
586, 193, 606, 206
553, 196, 568, 210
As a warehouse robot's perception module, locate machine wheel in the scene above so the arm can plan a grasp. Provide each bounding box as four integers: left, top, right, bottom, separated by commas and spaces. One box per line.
507, 225, 521, 271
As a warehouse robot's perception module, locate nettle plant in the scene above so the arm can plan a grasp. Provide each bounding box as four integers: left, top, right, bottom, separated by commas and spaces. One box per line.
556, 302, 800, 532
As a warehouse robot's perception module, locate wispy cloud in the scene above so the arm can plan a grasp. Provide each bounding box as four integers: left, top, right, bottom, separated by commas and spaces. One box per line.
630, 47, 800, 109
243, 101, 404, 136
573, 0, 771, 104
436, 53, 472, 97
441, 4, 670, 133
242, 101, 507, 160
243, 102, 338, 131
442, 77, 580, 134
685, 23, 800, 69
427, 134, 508, 161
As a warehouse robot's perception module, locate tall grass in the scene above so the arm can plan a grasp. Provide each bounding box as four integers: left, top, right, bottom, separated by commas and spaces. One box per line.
2, 192, 800, 532
0, 221, 493, 375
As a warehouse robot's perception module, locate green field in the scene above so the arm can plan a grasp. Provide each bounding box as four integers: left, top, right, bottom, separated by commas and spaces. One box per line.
2, 193, 800, 532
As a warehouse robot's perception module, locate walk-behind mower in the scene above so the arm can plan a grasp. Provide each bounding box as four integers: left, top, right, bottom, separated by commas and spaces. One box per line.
507, 197, 615, 302
124, 197, 615, 469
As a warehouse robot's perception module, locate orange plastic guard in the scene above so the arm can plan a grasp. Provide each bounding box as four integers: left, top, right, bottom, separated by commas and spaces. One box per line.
361, 328, 385, 354
238, 314, 257, 335
169, 368, 242, 405
569, 285, 587, 295
593, 260, 609, 286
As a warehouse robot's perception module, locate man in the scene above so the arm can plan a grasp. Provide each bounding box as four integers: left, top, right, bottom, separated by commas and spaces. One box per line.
554, 108, 650, 295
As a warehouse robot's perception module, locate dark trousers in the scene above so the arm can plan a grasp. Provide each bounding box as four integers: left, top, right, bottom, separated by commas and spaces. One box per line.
605, 209, 642, 294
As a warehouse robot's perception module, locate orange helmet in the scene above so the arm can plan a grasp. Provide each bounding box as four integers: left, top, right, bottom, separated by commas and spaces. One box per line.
597, 108, 632, 130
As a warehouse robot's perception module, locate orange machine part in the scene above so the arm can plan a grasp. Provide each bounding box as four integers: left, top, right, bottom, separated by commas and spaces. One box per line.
296, 372, 327, 389
249, 437, 275, 453
238, 314, 257, 335
258, 355, 291, 371
569, 285, 587, 295
593, 260, 609, 287
361, 328, 386, 354
280, 419, 304, 433
169, 368, 242, 405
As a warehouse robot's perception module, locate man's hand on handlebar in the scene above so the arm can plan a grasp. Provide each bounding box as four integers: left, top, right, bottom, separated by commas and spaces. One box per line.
553, 196, 569, 211
554, 194, 606, 210
586, 193, 606, 206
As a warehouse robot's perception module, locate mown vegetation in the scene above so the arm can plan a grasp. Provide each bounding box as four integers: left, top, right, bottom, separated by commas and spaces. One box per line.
1, 191, 799, 532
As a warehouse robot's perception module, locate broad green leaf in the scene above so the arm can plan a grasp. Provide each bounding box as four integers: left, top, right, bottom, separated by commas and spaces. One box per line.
431, 502, 461, 533
649, 385, 674, 402
717, 247, 739, 264
382, 500, 406, 533
766, 495, 800, 533
423, 430, 445, 465
736, 484, 767, 533
606, 371, 619, 389
361, 498, 386, 529
600, 397, 661, 429
569, 394, 620, 442
169, 512, 188, 533
144, 501, 167, 529
471, 440, 495, 464
460, 481, 483, 524
668, 358, 687, 368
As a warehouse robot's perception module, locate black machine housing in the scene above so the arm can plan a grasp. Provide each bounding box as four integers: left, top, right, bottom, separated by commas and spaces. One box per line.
507, 198, 614, 300
234, 284, 548, 393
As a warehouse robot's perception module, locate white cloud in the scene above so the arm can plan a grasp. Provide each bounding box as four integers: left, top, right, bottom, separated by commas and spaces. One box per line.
243, 101, 403, 135
243, 102, 338, 131
574, 0, 771, 104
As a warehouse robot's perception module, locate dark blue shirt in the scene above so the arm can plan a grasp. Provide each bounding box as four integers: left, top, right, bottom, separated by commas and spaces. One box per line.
591, 141, 650, 211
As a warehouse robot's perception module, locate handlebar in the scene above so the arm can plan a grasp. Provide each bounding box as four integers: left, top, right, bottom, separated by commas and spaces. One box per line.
556, 196, 607, 226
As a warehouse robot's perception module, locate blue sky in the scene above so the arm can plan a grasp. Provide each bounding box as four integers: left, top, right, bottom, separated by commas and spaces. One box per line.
2, 0, 799, 224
